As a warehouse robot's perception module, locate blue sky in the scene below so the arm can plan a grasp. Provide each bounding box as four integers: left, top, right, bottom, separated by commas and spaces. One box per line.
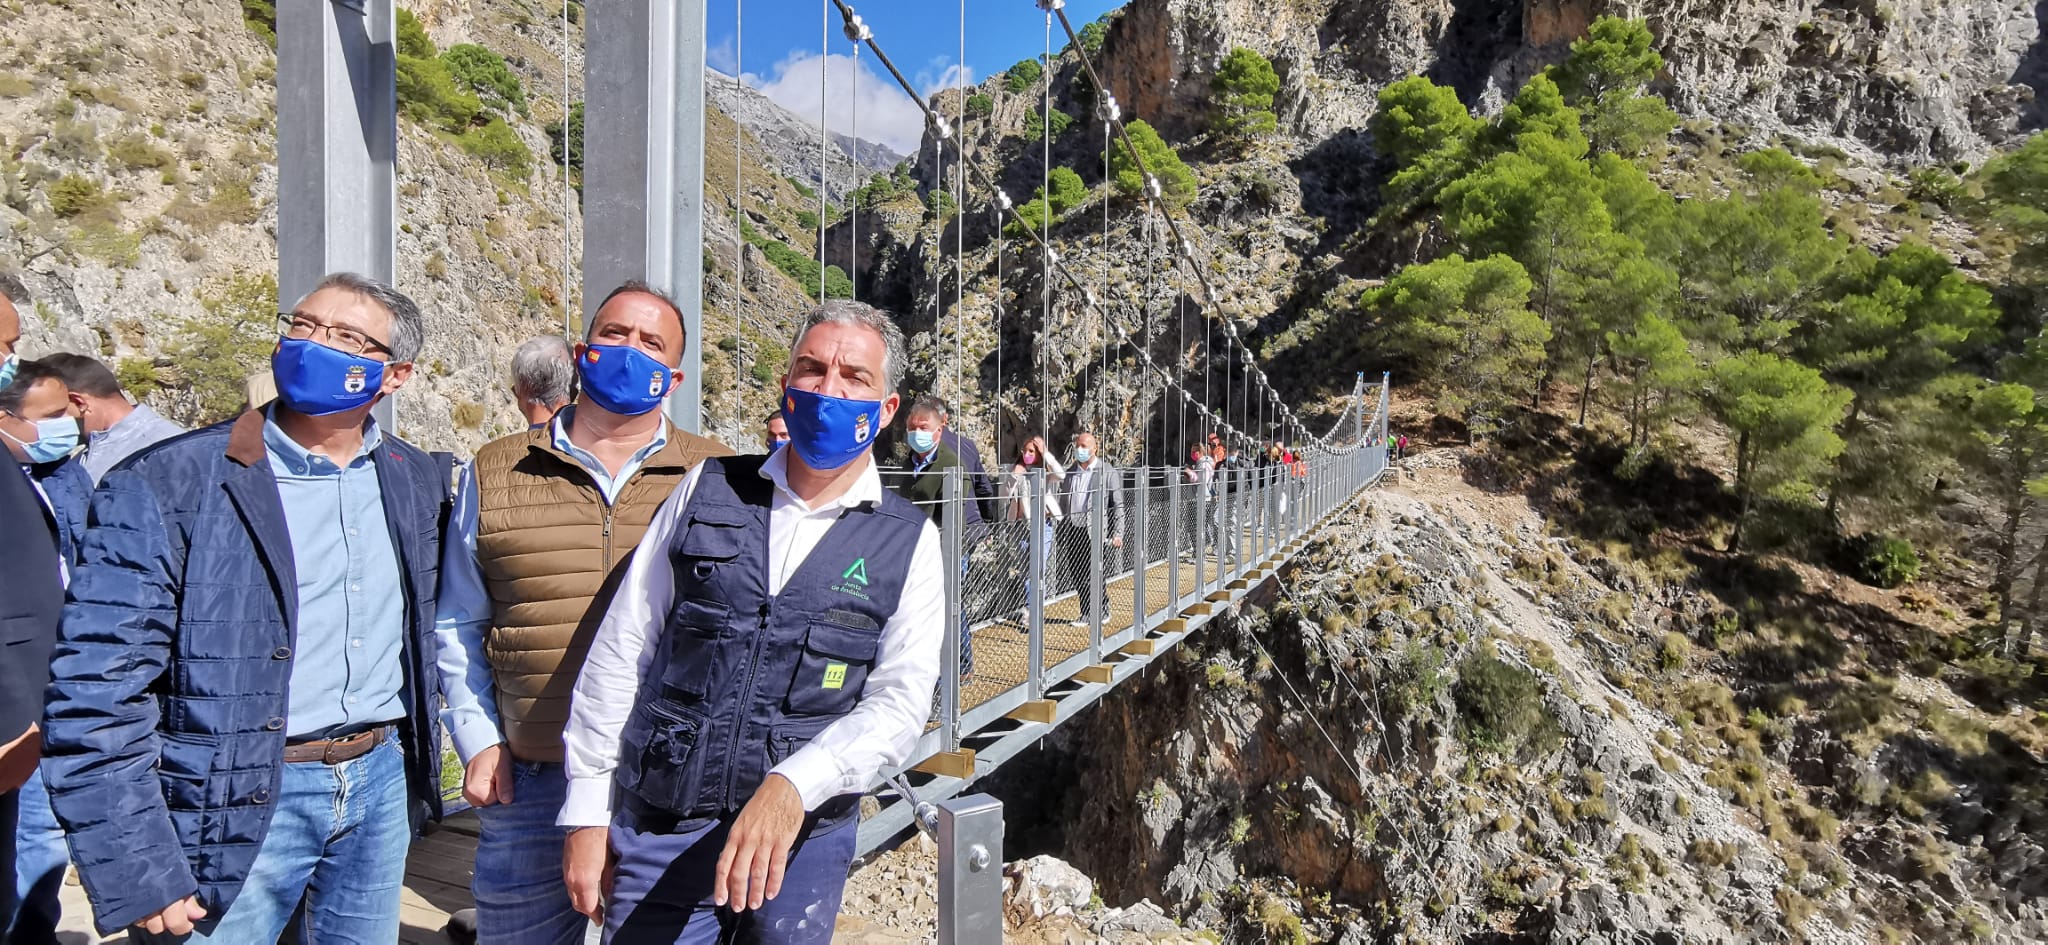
707, 0, 1128, 154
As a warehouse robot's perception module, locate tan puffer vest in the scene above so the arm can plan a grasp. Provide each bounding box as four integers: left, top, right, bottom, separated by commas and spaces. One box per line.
472, 424, 732, 761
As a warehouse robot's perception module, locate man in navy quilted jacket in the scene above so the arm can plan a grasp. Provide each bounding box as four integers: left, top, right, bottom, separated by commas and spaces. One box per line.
39, 272, 448, 942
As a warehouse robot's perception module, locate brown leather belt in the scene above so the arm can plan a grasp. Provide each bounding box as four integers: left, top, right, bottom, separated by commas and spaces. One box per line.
281, 725, 391, 765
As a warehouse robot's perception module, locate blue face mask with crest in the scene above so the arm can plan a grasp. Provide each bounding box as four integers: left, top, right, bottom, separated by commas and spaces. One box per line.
272, 337, 384, 417
781, 385, 883, 471
578, 344, 674, 417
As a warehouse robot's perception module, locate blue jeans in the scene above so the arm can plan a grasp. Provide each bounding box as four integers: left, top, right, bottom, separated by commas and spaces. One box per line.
473, 761, 599, 945
604, 810, 856, 945
135, 736, 411, 944
7, 768, 65, 943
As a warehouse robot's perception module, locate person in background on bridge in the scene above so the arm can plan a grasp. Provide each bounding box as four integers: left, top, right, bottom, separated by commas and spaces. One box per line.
0, 276, 82, 945
436, 282, 732, 945
513, 334, 579, 430
764, 410, 790, 450
933, 397, 995, 522
1001, 435, 1065, 605
40, 272, 450, 943
1055, 431, 1122, 628
888, 396, 980, 680
39, 353, 185, 485
558, 299, 943, 944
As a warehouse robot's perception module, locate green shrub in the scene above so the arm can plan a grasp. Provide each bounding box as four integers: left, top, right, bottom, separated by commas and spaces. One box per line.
1905, 167, 1966, 209
398, 55, 482, 132
451, 400, 486, 430
1109, 119, 1198, 209
1850, 534, 1920, 588
1658, 631, 1690, 672
241, 0, 277, 45
964, 93, 993, 119
115, 358, 159, 396
1210, 46, 1280, 142
1021, 107, 1073, 143
546, 101, 583, 177
1454, 653, 1560, 757
442, 43, 527, 116
1045, 166, 1087, 213
1003, 58, 1043, 94
48, 174, 109, 217
172, 272, 278, 424
458, 118, 532, 178
397, 8, 437, 59
108, 135, 174, 171
740, 220, 851, 301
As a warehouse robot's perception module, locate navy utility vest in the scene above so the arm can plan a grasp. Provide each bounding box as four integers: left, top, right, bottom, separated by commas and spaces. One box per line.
617, 456, 926, 829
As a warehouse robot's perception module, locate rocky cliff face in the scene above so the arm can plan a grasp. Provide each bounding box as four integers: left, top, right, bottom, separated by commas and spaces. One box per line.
982, 455, 2048, 942
1096, 0, 2044, 166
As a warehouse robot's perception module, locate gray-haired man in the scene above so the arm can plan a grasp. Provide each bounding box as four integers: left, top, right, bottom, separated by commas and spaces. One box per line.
41, 273, 449, 941
512, 335, 577, 429
560, 300, 944, 943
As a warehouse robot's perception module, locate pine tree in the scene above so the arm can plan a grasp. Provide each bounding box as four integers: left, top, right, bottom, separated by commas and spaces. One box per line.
1210, 47, 1280, 143
1367, 254, 1551, 440
1707, 352, 1851, 553
1109, 120, 1197, 210
1369, 76, 1476, 213
1550, 16, 1676, 157
1981, 132, 2048, 277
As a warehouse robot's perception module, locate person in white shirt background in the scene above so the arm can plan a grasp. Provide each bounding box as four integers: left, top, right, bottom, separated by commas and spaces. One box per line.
558, 300, 943, 944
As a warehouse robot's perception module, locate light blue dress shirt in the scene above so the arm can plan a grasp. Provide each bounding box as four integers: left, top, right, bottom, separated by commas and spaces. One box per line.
82, 404, 185, 484
263, 407, 408, 738
433, 407, 671, 762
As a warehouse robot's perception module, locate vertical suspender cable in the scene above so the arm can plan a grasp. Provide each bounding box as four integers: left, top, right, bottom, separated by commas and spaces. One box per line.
1039, 8, 1051, 452
817, 0, 828, 300
954, 0, 965, 417
733, 0, 745, 413
849, 42, 859, 301
561, 0, 572, 340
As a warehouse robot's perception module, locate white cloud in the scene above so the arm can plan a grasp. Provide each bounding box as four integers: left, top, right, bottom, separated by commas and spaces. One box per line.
707, 34, 739, 75
745, 50, 970, 155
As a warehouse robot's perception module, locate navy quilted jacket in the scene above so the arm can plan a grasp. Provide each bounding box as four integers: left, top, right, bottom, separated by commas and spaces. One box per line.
39, 410, 447, 934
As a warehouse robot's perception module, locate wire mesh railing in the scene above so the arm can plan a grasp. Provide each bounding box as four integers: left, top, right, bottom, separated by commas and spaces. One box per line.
867, 380, 1393, 782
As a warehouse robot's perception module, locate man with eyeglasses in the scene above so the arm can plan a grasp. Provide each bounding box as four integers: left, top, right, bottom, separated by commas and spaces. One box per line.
39, 272, 450, 942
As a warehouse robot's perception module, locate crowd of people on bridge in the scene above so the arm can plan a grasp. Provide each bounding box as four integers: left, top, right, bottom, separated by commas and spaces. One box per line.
0, 268, 1310, 945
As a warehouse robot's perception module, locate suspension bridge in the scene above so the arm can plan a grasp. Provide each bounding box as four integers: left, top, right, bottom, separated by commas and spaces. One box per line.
144, 1, 1398, 941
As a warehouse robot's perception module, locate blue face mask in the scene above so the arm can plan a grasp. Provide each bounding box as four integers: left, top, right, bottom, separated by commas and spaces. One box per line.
0, 354, 16, 389
1074, 447, 1093, 465
4, 416, 79, 464
578, 344, 673, 417
908, 429, 937, 454
272, 338, 385, 417
781, 385, 883, 471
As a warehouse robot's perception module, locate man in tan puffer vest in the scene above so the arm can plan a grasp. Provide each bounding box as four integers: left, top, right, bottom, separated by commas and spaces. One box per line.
433, 281, 731, 944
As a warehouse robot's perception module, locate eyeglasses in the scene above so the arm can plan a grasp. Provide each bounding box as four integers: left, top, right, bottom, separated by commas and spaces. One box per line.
278, 312, 393, 358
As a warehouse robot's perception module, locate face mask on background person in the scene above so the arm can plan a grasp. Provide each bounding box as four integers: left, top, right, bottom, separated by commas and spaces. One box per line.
907, 429, 937, 454
577, 344, 674, 417
781, 385, 883, 471
0, 352, 16, 389
1073, 446, 1093, 465
271, 338, 384, 417
2, 415, 80, 465
1023, 451, 1039, 466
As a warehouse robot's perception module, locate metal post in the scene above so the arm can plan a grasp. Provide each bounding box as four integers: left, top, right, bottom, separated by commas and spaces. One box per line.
1168, 476, 1181, 608
937, 795, 1005, 945
1194, 477, 1208, 595
1233, 468, 1246, 578
941, 471, 963, 749
278, 0, 396, 429
1088, 467, 1105, 660
1027, 468, 1046, 700
585, 0, 707, 433
1132, 467, 1149, 628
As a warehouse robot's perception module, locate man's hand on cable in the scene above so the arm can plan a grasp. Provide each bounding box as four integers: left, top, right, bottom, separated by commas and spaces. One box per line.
714, 773, 806, 911
563, 826, 615, 921
462, 743, 514, 808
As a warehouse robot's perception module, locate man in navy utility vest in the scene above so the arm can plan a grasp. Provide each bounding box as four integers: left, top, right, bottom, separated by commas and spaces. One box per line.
559, 300, 944, 943
39, 272, 448, 942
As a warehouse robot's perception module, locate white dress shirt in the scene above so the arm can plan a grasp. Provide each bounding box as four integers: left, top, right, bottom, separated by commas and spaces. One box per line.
558, 448, 944, 826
